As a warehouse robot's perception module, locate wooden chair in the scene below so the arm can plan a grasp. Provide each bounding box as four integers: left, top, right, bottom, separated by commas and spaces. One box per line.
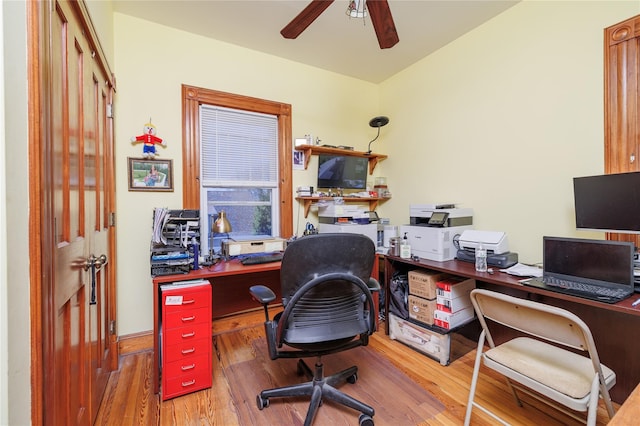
464, 289, 616, 425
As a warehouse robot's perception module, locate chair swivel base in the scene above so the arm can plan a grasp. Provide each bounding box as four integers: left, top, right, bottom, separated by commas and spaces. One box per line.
256, 359, 375, 426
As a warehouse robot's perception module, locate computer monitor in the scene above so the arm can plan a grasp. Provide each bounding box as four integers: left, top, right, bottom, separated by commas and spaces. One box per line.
317, 154, 368, 190
573, 171, 640, 233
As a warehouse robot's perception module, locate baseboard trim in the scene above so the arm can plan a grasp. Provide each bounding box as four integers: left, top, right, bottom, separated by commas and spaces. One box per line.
118, 330, 153, 355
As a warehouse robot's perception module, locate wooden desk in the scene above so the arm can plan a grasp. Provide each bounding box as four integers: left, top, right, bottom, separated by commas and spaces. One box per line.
151, 255, 380, 395
609, 382, 640, 424
384, 255, 640, 403
151, 259, 282, 394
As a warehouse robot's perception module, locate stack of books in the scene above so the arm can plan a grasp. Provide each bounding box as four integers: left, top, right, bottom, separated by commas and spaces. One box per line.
296, 186, 313, 197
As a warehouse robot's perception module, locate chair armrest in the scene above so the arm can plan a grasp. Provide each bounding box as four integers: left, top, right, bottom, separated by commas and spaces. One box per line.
250, 285, 276, 305
367, 277, 381, 292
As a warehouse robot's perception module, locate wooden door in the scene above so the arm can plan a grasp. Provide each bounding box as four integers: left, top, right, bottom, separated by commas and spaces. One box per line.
604, 14, 640, 246
32, 1, 117, 424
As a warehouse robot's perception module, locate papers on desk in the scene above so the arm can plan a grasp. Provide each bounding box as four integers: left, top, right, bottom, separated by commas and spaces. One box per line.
500, 263, 543, 278
152, 207, 170, 245
160, 279, 209, 291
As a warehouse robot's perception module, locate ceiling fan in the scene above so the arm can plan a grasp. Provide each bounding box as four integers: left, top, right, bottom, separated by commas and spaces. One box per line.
281, 0, 399, 49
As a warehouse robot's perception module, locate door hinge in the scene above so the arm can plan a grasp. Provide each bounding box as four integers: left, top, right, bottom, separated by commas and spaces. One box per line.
106, 103, 114, 119
109, 212, 116, 227
109, 320, 116, 335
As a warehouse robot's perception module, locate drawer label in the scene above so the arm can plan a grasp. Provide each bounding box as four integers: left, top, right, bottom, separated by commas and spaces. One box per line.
165, 295, 183, 305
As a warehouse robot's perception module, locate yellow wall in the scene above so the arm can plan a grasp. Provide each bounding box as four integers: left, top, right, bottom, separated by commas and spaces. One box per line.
2, 1, 639, 422
3, 1, 30, 424
380, 0, 639, 262
113, 14, 379, 335
113, 1, 639, 337
86, 0, 115, 66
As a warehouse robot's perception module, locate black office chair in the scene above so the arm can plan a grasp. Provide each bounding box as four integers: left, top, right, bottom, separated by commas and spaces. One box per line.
249, 233, 380, 426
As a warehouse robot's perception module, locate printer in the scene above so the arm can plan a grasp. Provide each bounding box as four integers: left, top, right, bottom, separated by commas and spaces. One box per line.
456, 230, 518, 267
317, 201, 369, 224
400, 204, 474, 262
401, 224, 473, 262
317, 200, 377, 243
409, 204, 473, 227
319, 222, 378, 244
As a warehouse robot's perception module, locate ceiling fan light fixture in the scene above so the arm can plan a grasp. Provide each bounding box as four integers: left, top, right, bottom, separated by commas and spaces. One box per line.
346, 0, 367, 19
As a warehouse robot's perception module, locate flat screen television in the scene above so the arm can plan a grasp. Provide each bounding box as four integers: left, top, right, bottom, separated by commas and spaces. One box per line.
317, 154, 368, 190
573, 171, 640, 233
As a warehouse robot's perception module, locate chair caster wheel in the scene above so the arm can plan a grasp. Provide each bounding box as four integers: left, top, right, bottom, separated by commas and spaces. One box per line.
256, 394, 269, 410
359, 414, 374, 426
347, 372, 358, 384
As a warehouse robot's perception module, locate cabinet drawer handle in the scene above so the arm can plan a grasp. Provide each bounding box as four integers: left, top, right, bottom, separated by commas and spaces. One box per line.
182, 299, 196, 305
181, 315, 196, 322
181, 331, 196, 338
181, 363, 196, 371
181, 379, 196, 387
181, 347, 196, 355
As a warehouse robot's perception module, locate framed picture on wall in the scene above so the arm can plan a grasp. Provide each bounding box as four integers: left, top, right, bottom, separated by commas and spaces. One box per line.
128, 157, 173, 192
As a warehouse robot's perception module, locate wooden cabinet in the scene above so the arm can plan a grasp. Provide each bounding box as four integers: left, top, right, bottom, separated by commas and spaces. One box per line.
604, 14, 640, 246
161, 281, 212, 400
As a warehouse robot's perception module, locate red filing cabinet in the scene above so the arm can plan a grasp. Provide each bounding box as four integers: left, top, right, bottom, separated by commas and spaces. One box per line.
160, 280, 212, 400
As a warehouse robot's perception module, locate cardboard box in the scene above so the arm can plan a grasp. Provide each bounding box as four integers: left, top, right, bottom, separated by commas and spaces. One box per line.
388, 313, 451, 366
436, 276, 475, 299
436, 293, 472, 313
433, 307, 475, 330
408, 295, 436, 325
408, 270, 449, 300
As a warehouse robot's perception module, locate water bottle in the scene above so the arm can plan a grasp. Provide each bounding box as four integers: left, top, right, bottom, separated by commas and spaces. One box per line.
475, 244, 487, 272
400, 232, 411, 259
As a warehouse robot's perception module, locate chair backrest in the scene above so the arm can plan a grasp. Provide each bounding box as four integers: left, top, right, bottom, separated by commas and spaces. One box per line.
277, 233, 376, 346
470, 289, 598, 357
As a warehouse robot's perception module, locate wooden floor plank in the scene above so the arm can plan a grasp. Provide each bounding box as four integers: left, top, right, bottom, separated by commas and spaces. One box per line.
97, 310, 619, 425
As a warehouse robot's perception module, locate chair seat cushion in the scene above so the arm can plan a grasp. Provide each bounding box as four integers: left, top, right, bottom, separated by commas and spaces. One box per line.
484, 337, 615, 399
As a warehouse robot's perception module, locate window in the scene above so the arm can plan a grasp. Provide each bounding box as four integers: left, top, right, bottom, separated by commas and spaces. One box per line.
200, 106, 279, 252
182, 85, 293, 255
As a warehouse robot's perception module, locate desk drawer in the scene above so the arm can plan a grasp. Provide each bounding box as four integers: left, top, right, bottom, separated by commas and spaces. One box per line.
162, 285, 211, 313
164, 306, 210, 329
162, 368, 212, 400
163, 321, 211, 345
163, 337, 211, 363
163, 353, 210, 379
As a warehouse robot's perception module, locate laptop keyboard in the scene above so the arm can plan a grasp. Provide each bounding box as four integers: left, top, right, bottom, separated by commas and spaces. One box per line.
541, 276, 632, 301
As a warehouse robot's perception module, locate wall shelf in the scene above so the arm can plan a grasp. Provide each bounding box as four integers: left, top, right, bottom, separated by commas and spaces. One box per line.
294, 144, 387, 174
296, 196, 390, 218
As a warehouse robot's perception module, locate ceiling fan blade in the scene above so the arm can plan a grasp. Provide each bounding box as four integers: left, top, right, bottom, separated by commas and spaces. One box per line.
281, 0, 335, 39
366, 0, 399, 49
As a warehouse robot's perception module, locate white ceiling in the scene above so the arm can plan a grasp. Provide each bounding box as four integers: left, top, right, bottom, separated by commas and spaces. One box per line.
112, 0, 520, 83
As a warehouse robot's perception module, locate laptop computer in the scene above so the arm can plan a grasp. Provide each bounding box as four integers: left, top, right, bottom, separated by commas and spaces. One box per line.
521, 236, 635, 304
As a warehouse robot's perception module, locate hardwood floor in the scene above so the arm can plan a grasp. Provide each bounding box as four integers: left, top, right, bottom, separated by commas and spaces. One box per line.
95, 311, 619, 425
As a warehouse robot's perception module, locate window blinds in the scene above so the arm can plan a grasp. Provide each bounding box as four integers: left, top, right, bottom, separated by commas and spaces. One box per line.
200, 105, 278, 187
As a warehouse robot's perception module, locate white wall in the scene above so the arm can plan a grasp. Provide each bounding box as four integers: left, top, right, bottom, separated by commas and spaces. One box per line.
380, 0, 639, 263
113, 14, 379, 335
